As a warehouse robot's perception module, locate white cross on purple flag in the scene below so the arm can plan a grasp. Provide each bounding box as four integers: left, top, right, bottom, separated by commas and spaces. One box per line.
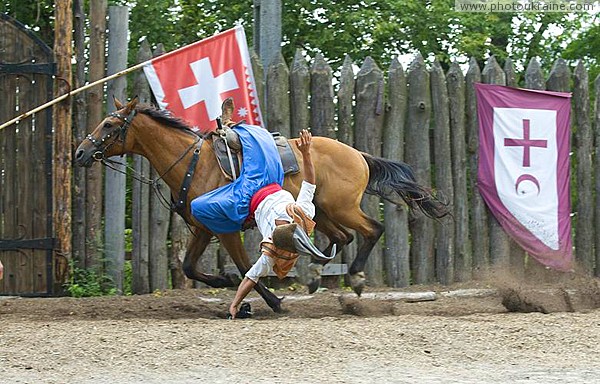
475, 83, 572, 271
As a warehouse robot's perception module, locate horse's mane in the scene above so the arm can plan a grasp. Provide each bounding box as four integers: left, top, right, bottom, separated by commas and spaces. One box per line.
136, 104, 210, 135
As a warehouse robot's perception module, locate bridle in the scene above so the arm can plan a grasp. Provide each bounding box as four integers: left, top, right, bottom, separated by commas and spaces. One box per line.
85, 107, 204, 228
86, 108, 137, 161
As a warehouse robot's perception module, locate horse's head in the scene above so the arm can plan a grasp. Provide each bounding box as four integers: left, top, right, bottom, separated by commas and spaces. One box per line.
74, 97, 138, 167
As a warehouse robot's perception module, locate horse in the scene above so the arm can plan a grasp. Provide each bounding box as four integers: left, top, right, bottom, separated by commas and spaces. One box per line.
74, 97, 449, 312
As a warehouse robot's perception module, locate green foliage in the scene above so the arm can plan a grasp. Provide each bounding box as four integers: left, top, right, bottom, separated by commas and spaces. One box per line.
64, 262, 117, 298
0, 0, 54, 45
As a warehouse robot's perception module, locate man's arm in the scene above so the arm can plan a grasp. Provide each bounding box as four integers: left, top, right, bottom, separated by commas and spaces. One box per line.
296, 129, 315, 185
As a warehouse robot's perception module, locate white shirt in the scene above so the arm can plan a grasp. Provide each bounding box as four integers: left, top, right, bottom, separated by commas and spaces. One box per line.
245, 180, 316, 282
254, 180, 316, 242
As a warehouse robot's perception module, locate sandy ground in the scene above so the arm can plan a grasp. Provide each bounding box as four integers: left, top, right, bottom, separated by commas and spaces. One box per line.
1, 283, 600, 384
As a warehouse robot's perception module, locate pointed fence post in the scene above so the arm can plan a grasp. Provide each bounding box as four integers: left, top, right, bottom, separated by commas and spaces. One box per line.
447, 61, 472, 282
148, 44, 171, 291
354, 56, 385, 286
290, 49, 310, 139
482, 56, 511, 272
405, 54, 435, 284
104, 6, 129, 293
266, 53, 291, 137
383, 58, 410, 287
504, 58, 518, 87
573, 61, 594, 275
289, 49, 311, 283
131, 39, 152, 294
310, 53, 336, 139
594, 74, 600, 277
430, 60, 454, 285
519, 57, 547, 280
337, 55, 358, 284
465, 57, 488, 277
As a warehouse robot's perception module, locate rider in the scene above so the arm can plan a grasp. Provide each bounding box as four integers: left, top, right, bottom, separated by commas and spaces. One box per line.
229, 129, 320, 319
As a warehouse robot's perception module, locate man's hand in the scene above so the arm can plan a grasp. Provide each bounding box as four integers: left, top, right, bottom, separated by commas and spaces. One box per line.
295, 129, 312, 155
0, 260, 4, 280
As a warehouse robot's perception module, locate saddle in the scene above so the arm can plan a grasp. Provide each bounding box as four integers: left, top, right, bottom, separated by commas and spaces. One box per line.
212, 126, 300, 181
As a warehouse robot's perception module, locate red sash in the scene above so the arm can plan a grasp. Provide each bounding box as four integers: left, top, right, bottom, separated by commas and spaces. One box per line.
247, 183, 282, 221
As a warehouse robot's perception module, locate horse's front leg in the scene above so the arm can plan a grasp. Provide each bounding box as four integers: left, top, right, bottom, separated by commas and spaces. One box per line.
182, 227, 238, 288
217, 232, 283, 313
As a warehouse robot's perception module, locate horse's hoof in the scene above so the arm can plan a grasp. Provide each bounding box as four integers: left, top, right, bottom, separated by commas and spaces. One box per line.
350, 272, 366, 297
270, 297, 283, 313
307, 263, 323, 294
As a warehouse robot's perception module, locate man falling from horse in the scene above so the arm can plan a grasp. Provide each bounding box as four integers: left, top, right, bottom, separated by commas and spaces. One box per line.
227, 129, 329, 319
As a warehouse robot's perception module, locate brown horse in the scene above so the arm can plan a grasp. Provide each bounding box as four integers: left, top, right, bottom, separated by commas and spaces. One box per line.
74, 97, 448, 312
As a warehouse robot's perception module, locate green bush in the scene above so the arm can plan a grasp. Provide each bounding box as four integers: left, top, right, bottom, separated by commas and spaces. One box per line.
64, 263, 117, 298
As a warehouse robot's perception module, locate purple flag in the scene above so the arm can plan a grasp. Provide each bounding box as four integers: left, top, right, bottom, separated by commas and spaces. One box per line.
475, 83, 572, 271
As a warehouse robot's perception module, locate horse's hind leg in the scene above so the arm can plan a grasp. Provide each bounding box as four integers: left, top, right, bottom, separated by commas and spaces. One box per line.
183, 228, 238, 288
217, 232, 283, 313
308, 210, 355, 293
326, 209, 384, 296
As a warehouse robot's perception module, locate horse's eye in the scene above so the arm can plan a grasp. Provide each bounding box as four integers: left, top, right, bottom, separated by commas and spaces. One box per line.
103, 122, 112, 129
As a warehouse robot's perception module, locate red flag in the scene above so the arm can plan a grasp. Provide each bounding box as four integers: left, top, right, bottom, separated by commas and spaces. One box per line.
143, 26, 262, 131
476, 83, 572, 271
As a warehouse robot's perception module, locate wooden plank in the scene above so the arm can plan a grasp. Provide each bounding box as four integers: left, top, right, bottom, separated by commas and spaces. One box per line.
14, 69, 34, 294
465, 57, 489, 276
573, 61, 594, 274
405, 54, 434, 284
266, 52, 290, 136
131, 39, 153, 294
382, 58, 410, 287
482, 56, 510, 272
354, 56, 385, 286
289, 49, 310, 139
447, 61, 472, 282
430, 60, 455, 285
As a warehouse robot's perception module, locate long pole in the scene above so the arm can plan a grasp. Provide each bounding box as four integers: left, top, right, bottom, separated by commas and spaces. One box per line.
0, 60, 148, 131
0, 25, 241, 132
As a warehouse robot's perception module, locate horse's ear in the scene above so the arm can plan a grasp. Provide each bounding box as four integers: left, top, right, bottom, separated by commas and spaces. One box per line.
126, 96, 139, 112
113, 96, 124, 109
221, 97, 235, 125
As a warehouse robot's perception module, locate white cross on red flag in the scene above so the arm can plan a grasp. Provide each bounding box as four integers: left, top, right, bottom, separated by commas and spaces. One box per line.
143, 26, 262, 131
475, 83, 572, 271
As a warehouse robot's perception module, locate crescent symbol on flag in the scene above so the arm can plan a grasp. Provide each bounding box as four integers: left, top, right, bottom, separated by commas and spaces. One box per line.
515, 174, 541, 196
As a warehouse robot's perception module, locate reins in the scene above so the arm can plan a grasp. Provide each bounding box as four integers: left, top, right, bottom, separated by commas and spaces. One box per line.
91, 108, 205, 227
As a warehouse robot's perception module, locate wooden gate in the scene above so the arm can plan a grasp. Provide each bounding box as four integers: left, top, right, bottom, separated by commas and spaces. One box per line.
0, 14, 56, 296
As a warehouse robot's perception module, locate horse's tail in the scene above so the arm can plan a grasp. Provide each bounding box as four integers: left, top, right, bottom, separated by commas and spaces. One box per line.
361, 153, 450, 219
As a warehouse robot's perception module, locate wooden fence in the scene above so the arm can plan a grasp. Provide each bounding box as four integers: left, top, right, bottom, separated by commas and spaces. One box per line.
69, 12, 600, 294
116, 48, 600, 294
